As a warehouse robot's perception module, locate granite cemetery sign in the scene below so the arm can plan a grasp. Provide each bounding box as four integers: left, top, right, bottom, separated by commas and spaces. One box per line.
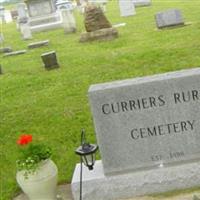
89, 68, 200, 175
72, 68, 200, 200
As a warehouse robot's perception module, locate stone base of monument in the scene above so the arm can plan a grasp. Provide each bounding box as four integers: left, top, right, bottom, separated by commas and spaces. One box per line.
156, 22, 192, 30
71, 160, 200, 200
79, 28, 118, 43
29, 13, 63, 33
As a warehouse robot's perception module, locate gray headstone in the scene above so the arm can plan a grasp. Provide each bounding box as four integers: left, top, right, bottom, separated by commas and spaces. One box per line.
28, 40, 49, 49
119, 0, 136, 17
133, 0, 151, 7
88, 68, 200, 175
41, 51, 59, 70
0, 47, 12, 53
4, 50, 27, 57
155, 9, 184, 29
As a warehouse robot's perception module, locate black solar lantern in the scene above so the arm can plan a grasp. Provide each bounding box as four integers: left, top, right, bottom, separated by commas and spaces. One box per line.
75, 129, 98, 200
75, 129, 98, 170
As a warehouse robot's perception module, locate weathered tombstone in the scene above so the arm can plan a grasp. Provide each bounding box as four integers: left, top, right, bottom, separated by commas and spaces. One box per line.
28, 40, 49, 49
84, 4, 111, 32
80, 4, 118, 42
155, 9, 184, 29
41, 51, 59, 70
119, 0, 136, 17
4, 50, 27, 57
72, 68, 200, 200
17, 3, 28, 23
27, 0, 55, 17
20, 23, 32, 40
61, 9, 76, 33
25, 0, 63, 33
133, 0, 151, 7
0, 47, 12, 53
11, 9, 18, 20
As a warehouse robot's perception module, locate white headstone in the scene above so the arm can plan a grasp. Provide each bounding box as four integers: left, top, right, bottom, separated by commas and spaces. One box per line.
20, 24, 32, 40
119, 0, 136, 17
61, 9, 76, 33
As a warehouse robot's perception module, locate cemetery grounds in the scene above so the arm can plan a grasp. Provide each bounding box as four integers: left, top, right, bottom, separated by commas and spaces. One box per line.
1, 0, 200, 199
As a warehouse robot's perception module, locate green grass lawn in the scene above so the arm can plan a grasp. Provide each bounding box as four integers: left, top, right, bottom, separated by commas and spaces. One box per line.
1, 0, 200, 199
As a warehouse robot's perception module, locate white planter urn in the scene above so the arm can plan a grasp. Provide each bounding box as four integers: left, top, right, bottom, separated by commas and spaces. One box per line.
16, 159, 58, 200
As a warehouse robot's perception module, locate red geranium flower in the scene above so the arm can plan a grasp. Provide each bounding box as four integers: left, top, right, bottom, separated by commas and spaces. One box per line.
17, 134, 33, 145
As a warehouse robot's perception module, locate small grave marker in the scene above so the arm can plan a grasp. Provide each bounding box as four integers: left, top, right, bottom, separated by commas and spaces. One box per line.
0, 47, 12, 53
28, 40, 49, 49
4, 50, 27, 57
41, 51, 59, 70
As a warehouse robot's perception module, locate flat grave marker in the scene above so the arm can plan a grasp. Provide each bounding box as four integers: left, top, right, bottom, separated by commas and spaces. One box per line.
28, 40, 49, 49
133, 0, 151, 7
4, 50, 27, 57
